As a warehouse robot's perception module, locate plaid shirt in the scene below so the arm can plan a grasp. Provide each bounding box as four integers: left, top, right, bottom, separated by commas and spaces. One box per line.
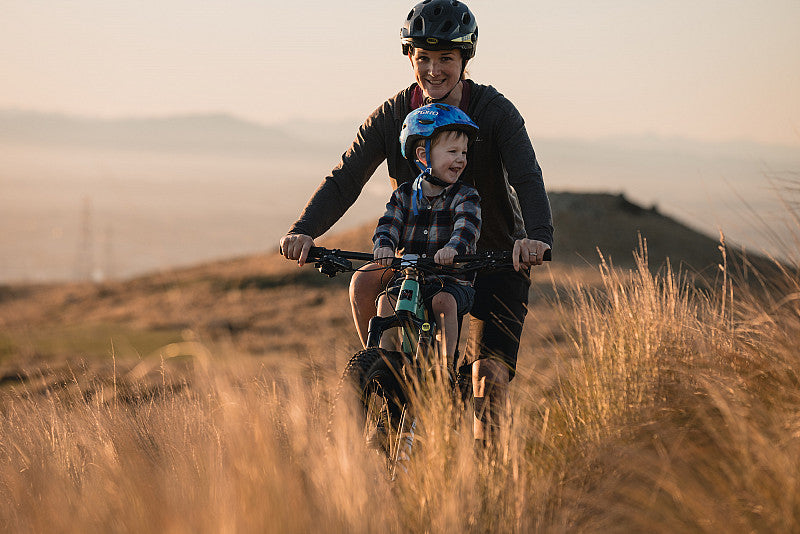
373, 180, 481, 269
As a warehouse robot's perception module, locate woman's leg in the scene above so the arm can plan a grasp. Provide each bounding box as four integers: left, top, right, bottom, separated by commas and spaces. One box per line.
349, 265, 386, 347
431, 291, 458, 368
472, 358, 509, 442
464, 270, 529, 443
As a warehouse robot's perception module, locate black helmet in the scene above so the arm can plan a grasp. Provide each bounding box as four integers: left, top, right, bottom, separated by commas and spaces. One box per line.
401, 0, 478, 59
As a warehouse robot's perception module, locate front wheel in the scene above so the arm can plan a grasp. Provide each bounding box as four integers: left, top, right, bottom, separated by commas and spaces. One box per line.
361, 352, 414, 478
341, 348, 389, 393
328, 348, 402, 442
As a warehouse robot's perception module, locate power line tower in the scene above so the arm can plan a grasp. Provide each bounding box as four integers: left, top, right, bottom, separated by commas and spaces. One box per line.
74, 197, 95, 281
102, 222, 114, 281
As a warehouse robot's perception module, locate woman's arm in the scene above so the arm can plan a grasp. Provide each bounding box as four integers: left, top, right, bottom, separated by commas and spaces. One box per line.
494, 100, 553, 247
289, 102, 391, 239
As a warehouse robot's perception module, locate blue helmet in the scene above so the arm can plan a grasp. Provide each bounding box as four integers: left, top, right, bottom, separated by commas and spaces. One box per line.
400, 103, 478, 164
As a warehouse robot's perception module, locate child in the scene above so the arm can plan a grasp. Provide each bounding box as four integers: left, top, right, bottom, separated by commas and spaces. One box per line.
373, 103, 481, 369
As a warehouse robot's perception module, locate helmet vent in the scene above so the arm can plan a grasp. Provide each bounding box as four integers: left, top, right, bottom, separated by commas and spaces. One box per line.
407, 9, 414, 21
419, 119, 435, 125
413, 18, 423, 31
433, 5, 442, 16
462, 13, 471, 24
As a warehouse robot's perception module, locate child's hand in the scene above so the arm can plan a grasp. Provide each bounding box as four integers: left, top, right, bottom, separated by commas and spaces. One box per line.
374, 247, 395, 267
434, 247, 456, 265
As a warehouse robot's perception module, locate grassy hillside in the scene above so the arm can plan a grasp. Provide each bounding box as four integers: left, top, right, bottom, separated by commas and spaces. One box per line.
0, 229, 798, 531
0, 191, 756, 371
2, 191, 796, 531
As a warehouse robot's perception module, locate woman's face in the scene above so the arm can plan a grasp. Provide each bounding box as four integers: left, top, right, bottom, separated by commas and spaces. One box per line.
409, 48, 463, 101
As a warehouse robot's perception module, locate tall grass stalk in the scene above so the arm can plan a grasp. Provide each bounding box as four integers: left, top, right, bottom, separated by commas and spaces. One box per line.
3, 244, 800, 531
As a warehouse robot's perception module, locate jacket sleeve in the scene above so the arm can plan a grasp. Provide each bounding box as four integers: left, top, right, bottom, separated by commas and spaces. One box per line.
445, 188, 482, 255
372, 188, 405, 253
288, 102, 391, 239
494, 100, 554, 247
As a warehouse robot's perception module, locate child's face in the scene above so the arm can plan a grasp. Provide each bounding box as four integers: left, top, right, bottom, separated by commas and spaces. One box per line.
421, 131, 469, 185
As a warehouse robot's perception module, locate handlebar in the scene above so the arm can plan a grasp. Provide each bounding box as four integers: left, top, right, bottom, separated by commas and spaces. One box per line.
306, 246, 550, 277
307, 247, 374, 263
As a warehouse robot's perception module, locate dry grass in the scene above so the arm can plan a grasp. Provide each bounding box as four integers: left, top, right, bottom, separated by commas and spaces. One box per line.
2, 240, 800, 532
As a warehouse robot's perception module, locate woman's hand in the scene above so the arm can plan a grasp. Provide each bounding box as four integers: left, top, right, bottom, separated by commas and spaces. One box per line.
434, 247, 456, 265
279, 233, 314, 266
374, 247, 395, 267
512, 239, 550, 270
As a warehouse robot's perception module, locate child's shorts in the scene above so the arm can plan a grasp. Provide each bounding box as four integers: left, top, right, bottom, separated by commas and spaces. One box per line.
385, 276, 475, 316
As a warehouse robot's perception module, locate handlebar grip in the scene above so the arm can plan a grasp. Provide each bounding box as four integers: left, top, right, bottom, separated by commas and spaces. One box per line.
452, 248, 551, 263
306, 246, 323, 261
308, 246, 374, 262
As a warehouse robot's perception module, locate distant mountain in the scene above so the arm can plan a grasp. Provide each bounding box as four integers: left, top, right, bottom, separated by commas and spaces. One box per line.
0, 110, 309, 154
3, 109, 797, 162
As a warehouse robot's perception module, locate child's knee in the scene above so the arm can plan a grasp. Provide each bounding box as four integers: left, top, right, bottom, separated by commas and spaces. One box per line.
377, 295, 393, 315
432, 292, 457, 313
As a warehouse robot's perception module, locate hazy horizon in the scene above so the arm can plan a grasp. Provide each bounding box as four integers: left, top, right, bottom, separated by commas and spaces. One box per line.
2, 113, 797, 283
2, 0, 799, 281
4, 107, 800, 151
2, 1, 798, 147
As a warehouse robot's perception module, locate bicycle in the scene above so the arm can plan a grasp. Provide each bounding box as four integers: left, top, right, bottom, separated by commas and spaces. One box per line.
306, 245, 551, 479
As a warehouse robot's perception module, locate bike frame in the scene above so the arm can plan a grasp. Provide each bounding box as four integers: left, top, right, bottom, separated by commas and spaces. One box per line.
304, 245, 550, 478
365, 254, 436, 362
309, 246, 551, 370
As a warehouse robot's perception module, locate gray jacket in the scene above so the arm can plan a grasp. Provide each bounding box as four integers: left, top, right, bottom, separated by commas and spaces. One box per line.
289, 80, 553, 250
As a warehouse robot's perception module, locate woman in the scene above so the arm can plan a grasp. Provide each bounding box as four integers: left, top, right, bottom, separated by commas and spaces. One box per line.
279, 0, 553, 445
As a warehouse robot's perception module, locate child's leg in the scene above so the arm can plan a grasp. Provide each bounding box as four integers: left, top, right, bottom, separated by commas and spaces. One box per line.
377, 294, 399, 351
431, 292, 458, 368
349, 265, 385, 348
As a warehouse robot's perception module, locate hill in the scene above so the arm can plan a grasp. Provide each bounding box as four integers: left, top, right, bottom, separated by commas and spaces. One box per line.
1, 202, 797, 533
550, 191, 725, 271
0, 191, 770, 378
324, 191, 741, 272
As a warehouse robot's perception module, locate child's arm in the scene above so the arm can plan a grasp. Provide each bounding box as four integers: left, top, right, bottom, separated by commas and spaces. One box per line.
443, 188, 481, 255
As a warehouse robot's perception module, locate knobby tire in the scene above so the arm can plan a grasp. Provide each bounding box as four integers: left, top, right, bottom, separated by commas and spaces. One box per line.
327, 348, 402, 443
361, 351, 412, 478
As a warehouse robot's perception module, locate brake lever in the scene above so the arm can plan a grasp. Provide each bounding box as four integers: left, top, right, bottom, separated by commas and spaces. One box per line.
315, 255, 352, 277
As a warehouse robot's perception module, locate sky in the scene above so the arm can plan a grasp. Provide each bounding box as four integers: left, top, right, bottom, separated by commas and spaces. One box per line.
2, 0, 799, 147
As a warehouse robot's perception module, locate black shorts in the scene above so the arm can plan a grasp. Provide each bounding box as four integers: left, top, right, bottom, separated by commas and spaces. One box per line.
386, 277, 475, 316
460, 268, 530, 380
